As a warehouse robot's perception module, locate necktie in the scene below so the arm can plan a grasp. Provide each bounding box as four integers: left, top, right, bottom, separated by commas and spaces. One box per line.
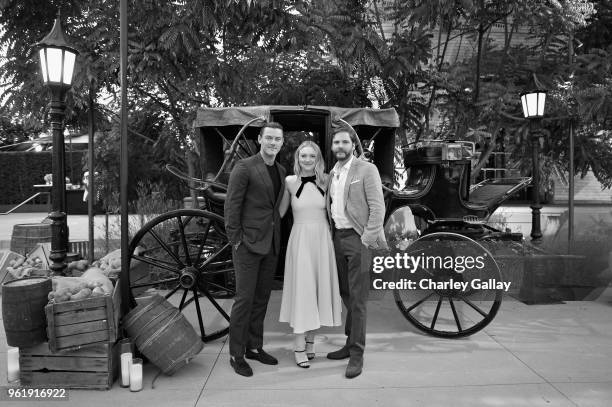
296, 175, 324, 198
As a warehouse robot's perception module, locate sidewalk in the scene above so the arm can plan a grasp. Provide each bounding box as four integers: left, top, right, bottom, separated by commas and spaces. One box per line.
2, 291, 612, 407
2, 212, 612, 406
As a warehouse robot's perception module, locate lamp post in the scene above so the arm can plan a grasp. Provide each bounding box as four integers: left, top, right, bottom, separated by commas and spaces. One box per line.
521, 89, 547, 242
37, 14, 79, 273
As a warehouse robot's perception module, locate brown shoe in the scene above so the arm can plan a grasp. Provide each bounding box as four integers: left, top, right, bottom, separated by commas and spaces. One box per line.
345, 356, 363, 379
326, 346, 350, 360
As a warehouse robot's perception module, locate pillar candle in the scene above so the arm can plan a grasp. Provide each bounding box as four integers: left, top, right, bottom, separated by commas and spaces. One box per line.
129, 358, 143, 392
120, 352, 132, 387
7, 347, 19, 383
119, 338, 133, 355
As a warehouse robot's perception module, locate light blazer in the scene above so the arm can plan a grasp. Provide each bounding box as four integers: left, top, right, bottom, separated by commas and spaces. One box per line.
224, 153, 286, 255
326, 157, 389, 250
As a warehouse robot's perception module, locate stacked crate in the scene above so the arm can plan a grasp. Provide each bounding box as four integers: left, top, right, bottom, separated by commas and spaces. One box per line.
45, 280, 121, 352
19, 342, 119, 390
18, 280, 122, 389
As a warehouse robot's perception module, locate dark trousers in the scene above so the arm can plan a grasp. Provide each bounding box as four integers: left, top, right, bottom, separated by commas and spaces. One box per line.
333, 228, 372, 357
229, 244, 278, 358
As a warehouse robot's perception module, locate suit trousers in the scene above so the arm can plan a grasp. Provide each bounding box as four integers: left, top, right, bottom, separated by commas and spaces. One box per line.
333, 228, 372, 357
229, 243, 278, 358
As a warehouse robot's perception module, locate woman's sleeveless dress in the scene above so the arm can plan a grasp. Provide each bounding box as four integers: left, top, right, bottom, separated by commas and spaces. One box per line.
279, 177, 342, 333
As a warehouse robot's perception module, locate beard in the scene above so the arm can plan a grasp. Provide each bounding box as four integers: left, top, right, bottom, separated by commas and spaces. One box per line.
334, 150, 350, 159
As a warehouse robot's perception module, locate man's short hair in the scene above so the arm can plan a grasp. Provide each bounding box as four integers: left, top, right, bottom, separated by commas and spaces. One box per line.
332, 126, 358, 145
260, 121, 284, 136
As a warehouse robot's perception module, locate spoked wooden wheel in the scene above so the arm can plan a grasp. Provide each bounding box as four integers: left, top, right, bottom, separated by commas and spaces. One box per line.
393, 232, 503, 338
127, 209, 234, 342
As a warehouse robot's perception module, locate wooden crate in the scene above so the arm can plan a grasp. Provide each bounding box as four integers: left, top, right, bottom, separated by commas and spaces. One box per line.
0, 250, 24, 284
45, 281, 121, 353
19, 341, 119, 390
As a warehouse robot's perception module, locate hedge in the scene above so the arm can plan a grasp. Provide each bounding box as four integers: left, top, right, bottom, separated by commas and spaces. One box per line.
0, 151, 86, 205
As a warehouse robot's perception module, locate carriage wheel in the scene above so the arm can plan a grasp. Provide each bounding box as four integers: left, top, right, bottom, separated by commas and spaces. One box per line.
393, 232, 503, 338
127, 209, 234, 342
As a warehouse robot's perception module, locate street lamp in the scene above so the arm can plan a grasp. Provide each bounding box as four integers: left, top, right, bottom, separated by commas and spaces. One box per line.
37, 14, 79, 273
521, 89, 547, 242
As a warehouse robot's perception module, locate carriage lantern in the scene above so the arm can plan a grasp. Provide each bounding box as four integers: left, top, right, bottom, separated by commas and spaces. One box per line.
521, 89, 547, 242
37, 14, 79, 272
520, 90, 546, 119
441, 142, 464, 161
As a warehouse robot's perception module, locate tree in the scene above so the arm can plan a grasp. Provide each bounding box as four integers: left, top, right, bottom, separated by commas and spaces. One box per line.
1, 0, 375, 204
376, 0, 611, 187
0, 117, 29, 147
3, 0, 610, 191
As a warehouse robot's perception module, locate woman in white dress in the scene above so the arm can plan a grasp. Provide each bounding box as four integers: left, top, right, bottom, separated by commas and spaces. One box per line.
279, 141, 342, 368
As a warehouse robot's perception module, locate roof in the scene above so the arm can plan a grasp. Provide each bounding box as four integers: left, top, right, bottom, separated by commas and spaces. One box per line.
193, 105, 400, 128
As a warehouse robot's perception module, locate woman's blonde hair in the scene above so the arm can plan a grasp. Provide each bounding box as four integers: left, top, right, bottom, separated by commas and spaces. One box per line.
293, 141, 327, 190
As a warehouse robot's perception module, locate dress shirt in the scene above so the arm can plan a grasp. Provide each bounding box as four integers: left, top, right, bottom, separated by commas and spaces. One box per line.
330, 155, 354, 229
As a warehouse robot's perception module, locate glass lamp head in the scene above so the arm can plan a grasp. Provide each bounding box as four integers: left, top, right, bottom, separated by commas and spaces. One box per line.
520, 90, 547, 118
37, 15, 79, 88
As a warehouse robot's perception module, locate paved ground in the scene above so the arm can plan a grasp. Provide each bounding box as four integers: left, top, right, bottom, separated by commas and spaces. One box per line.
1, 212, 612, 406
1, 292, 612, 407
0, 213, 116, 249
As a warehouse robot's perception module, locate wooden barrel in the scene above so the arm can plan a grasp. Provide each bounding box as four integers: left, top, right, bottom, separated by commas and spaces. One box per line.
2, 277, 52, 347
124, 295, 203, 375
10, 223, 52, 255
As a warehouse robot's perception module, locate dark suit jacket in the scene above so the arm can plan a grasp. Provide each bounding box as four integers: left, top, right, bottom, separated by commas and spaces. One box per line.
224, 153, 286, 255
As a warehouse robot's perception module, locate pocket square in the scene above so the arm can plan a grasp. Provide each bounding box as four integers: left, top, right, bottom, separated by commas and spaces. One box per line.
350, 179, 361, 184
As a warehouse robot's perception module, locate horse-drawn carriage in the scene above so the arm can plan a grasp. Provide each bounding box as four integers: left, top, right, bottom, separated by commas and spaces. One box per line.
124, 105, 534, 340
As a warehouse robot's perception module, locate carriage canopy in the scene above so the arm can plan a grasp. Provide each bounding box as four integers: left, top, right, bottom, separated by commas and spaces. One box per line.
192, 105, 400, 181
193, 105, 400, 129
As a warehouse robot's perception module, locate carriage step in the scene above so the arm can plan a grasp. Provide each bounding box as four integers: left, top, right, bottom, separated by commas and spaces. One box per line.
463, 215, 484, 224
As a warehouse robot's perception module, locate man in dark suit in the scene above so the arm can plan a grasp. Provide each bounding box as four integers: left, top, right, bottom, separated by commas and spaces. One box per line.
325, 128, 388, 379
224, 122, 286, 377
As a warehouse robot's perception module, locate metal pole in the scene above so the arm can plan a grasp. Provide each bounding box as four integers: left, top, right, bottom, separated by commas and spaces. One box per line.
69, 130, 73, 183
530, 123, 543, 242
120, 0, 132, 314
568, 30, 575, 255
568, 120, 574, 253
88, 84, 95, 263
48, 87, 69, 273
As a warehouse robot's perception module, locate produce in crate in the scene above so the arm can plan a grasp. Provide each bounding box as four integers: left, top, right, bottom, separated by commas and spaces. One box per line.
91, 247, 144, 279
6, 255, 47, 279
91, 249, 121, 279
45, 277, 121, 353
48, 271, 113, 303
65, 259, 90, 276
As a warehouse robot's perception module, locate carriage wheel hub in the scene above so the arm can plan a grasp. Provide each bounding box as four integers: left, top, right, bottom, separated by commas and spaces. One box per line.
179, 267, 198, 289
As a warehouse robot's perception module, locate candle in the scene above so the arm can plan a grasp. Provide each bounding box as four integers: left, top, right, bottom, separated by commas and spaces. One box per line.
7, 347, 19, 383
119, 338, 133, 355
120, 352, 132, 387
129, 358, 143, 392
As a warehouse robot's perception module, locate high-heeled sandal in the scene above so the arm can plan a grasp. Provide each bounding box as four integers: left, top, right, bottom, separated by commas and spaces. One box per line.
294, 350, 310, 368
305, 341, 315, 360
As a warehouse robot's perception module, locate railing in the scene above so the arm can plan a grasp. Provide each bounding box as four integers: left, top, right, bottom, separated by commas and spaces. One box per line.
0, 192, 47, 215
479, 152, 516, 181
69, 240, 90, 260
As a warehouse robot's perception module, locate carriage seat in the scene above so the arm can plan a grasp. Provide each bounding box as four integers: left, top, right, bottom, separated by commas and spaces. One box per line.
203, 188, 227, 202
202, 173, 228, 203
467, 178, 531, 213
202, 187, 226, 216
398, 187, 426, 197
403, 146, 442, 165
